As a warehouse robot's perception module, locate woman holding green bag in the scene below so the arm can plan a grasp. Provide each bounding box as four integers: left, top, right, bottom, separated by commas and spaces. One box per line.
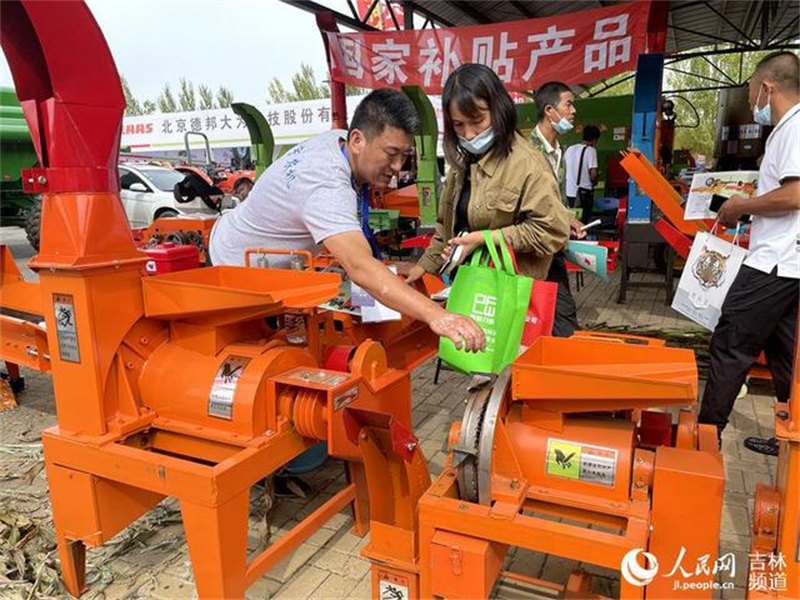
403, 64, 571, 373
405, 64, 571, 284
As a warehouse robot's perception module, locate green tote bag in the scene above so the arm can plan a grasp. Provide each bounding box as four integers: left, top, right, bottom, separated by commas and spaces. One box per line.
439, 230, 533, 374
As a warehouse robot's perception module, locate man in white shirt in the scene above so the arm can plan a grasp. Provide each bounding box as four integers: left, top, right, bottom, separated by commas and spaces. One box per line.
209, 89, 485, 353
564, 125, 600, 221
699, 51, 800, 456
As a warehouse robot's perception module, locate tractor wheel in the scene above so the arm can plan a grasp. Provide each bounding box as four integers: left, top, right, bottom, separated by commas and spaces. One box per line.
155, 208, 179, 220
24, 196, 42, 251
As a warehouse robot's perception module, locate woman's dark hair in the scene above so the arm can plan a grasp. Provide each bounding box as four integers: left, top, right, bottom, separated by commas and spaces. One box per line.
442, 64, 518, 168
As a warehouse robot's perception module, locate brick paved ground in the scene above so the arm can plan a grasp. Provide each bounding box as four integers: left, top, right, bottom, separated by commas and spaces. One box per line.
0, 227, 776, 599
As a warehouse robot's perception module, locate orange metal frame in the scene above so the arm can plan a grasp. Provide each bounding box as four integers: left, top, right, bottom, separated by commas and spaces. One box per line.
364, 335, 726, 600
746, 325, 799, 600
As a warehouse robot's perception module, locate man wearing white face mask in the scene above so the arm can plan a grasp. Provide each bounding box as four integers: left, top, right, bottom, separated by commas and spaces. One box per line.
530, 82, 585, 337
699, 51, 800, 456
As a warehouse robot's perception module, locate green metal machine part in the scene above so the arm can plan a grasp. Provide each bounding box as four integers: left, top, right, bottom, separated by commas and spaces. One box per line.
0, 87, 39, 227
231, 101, 275, 178
402, 85, 440, 229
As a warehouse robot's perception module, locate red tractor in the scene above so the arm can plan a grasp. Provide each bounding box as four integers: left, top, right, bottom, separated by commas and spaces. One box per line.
173, 131, 255, 209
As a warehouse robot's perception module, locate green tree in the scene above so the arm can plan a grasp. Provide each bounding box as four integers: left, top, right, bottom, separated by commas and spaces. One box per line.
121, 76, 142, 116
216, 86, 234, 108
142, 99, 157, 115
665, 49, 772, 159
268, 79, 292, 103
585, 48, 778, 160
198, 84, 216, 110
178, 77, 196, 111
158, 83, 178, 113
268, 63, 331, 103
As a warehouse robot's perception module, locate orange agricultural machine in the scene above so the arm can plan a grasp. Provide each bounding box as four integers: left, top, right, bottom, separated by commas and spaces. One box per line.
745, 321, 800, 600
7, 3, 791, 600
360, 336, 727, 600
0, 3, 428, 599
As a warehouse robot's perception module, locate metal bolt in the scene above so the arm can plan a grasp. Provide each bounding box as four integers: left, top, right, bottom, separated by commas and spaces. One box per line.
125, 361, 134, 370
360, 432, 368, 441
776, 410, 789, 420
510, 479, 520, 490
140, 337, 149, 345
405, 442, 416, 452
636, 457, 644, 464
37, 175, 47, 185
458, 503, 467, 510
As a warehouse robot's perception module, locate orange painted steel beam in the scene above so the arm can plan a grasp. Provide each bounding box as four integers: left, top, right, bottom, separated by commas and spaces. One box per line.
419, 474, 649, 571
620, 150, 707, 236
0, 245, 42, 315
245, 483, 356, 586
0, 315, 50, 372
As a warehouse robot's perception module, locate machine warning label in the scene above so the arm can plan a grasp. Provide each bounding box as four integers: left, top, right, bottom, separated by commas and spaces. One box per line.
333, 386, 359, 411
378, 572, 409, 600
208, 356, 251, 420
545, 438, 617, 487
53, 294, 80, 363
285, 368, 348, 387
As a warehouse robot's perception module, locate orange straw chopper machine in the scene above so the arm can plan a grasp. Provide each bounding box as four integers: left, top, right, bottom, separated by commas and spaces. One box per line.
359, 335, 727, 600
0, 2, 429, 598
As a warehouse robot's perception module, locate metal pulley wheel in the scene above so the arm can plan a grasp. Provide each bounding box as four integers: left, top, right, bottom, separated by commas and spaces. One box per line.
165, 231, 186, 245
454, 368, 512, 505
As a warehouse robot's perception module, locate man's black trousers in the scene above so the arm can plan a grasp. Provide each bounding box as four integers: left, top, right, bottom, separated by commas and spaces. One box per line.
546, 251, 579, 338
699, 265, 799, 432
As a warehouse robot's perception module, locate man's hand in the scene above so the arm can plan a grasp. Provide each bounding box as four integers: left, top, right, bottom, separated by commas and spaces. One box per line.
403, 264, 426, 284
570, 218, 587, 240
324, 231, 484, 352
717, 194, 745, 228
429, 310, 486, 352
445, 230, 485, 261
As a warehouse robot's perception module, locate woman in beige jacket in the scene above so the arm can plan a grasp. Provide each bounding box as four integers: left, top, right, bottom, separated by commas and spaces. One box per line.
406, 64, 572, 283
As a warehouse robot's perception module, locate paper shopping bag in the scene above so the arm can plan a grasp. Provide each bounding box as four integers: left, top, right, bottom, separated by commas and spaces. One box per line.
671, 230, 748, 331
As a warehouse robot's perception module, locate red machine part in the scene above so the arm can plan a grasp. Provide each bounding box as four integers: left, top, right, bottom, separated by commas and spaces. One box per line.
142, 243, 200, 275
3, 0, 124, 193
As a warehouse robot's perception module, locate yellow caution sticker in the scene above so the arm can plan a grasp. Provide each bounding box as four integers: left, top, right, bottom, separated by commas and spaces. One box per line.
545, 438, 617, 486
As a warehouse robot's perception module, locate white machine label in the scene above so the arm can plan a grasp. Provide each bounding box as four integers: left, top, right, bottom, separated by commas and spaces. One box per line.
53, 294, 80, 363
545, 438, 617, 487
208, 355, 250, 420
379, 577, 409, 600
285, 368, 348, 387
333, 386, 359, 411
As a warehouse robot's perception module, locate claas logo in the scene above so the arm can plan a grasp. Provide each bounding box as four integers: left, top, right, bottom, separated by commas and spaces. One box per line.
123, 123, 154, 135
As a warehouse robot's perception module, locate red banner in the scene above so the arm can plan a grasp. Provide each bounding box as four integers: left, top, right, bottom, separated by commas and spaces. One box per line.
326, 1, 652, 94
356, 0, 404, 31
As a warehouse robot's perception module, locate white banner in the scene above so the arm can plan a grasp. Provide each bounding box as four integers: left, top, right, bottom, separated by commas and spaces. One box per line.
121, 95, 443, 153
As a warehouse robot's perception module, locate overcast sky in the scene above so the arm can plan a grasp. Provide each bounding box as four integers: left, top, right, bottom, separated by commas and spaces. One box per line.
0, 0, 354, 107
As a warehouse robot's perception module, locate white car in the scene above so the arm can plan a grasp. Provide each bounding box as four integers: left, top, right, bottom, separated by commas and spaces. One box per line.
118, 164, 219, 228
